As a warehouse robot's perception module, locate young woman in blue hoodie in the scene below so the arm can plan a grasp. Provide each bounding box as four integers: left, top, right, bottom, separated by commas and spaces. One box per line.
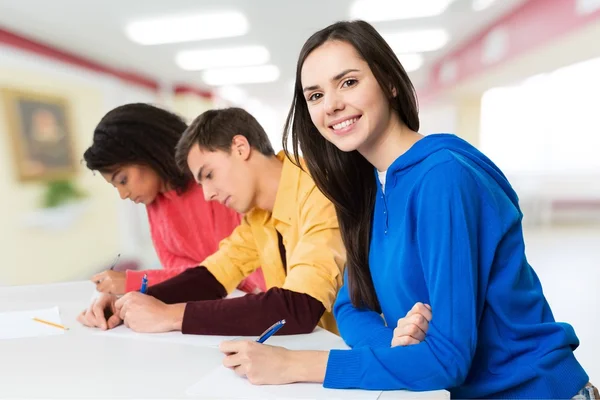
218, 20, 596, 398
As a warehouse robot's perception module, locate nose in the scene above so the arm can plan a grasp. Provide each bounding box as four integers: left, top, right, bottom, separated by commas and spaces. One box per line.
202, 183, 217, 202
117, 186, 130, 200
324, 92, 344, 115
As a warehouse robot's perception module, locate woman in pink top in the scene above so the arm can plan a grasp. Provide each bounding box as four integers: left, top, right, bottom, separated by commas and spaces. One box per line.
83, 103, 265, 295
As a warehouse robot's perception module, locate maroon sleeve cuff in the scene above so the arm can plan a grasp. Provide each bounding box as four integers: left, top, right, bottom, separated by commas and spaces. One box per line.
146, 266, 226, 304
181, 288, 325, 336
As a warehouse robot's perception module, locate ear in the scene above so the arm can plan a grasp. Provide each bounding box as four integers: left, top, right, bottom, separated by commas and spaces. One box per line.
231, 135, 251, 160
390, 84, 398, 98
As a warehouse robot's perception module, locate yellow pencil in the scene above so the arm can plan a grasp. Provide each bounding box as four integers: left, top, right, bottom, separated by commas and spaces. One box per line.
32, 317, 69, 331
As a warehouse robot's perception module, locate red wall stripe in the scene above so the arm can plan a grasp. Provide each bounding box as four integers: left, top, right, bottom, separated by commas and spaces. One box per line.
0, 28, 213, 99
173, 84, 213, 100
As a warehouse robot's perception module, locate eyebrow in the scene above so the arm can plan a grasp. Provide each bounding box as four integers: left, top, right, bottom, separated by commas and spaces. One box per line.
195, 166, 205, 182
302, 68, 360, 93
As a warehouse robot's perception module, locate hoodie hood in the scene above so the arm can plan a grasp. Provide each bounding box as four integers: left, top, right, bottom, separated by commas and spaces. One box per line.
385, 133, 520, 208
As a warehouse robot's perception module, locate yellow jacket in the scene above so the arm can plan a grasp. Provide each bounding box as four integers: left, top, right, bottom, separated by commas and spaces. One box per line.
203, 152, 346, 333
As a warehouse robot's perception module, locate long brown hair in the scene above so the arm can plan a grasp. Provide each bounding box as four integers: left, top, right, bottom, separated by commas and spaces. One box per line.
283, 20, 419, 312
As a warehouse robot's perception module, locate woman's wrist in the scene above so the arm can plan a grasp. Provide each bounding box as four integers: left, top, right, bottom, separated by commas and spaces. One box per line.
286, 350, 329, 383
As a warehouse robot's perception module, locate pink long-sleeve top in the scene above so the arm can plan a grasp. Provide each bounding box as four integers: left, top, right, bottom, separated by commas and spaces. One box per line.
124, 183, 266, 294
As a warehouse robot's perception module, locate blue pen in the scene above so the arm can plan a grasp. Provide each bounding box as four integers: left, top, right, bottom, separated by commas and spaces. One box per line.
140, 274, 148, 294
256, 319, 286, 343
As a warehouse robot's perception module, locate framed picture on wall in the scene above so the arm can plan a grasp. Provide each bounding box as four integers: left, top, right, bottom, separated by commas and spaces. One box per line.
2, 89, 77, 182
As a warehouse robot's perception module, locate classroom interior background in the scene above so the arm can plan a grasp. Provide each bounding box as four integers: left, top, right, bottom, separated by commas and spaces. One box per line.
0, 0, 598, 382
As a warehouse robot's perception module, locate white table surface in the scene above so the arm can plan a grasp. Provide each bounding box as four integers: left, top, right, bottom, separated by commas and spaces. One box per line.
0, 281, 449, 399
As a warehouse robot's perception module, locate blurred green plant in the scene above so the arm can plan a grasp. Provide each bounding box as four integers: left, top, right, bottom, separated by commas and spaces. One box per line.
42, 180, 87, 208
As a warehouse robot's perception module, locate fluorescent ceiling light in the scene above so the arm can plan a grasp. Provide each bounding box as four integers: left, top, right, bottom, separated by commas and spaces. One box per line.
125, 11, 248, 45
383, 29, 449, 53
397, 53, 424, 72
472, 0, 496, 11
202, 65, 280, 86
350, 0, 455, 21
176, 46, 269, 71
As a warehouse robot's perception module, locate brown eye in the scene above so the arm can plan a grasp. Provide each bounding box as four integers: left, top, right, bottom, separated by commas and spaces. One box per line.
308, 93, 323, 101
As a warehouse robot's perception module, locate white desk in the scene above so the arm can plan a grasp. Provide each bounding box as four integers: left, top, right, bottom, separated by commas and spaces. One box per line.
0, 281, 449, 399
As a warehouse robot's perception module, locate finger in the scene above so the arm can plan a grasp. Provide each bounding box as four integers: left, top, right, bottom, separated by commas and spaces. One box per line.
222, 352, 243, 368
407, 302, 433, 322
394, 322, 425, 342
107, 314, 122, 329
96, 280, 111, 293
391, 336, 420, 347
76, 310, 88, 326
91, 271, 107, 284
407, 323, 427, 342
219, 340, 247, 354
398, 312, 427, 332
91, 299, 110, 328
417, 303, 433, 322
410, 313, 430, 334
114, 293, 129, 310
119, 302, 128, 321
233, 364, 247, 378
83, 310, 98, 328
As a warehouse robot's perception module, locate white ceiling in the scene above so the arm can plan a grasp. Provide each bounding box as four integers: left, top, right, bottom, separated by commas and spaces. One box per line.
0, 0, 527, 112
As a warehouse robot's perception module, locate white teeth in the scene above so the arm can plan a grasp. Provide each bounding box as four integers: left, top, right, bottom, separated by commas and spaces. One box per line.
332, 117, 358, 130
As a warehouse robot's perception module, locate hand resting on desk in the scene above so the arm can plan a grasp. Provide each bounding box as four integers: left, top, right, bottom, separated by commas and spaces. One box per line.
77, 293, 122, 330
77, 292, 185, 333
113, 292, 184, 333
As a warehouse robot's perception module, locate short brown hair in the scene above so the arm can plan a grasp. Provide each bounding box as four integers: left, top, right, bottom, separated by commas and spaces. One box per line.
175, 107, 275, 172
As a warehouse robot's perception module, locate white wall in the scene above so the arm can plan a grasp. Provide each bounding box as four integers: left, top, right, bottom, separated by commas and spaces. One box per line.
480, 56, 600, 225
418, 101, 458, 136
0, 45, 162, 285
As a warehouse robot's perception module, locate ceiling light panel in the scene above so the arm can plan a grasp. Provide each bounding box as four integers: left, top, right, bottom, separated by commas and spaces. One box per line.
126, 11, 249, 45
202, 65, 280, 86
397, 53, 424, 72
350, 0, 455, 21
176, 45, 270, 71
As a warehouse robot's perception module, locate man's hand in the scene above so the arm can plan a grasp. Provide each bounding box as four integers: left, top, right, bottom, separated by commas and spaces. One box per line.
114, 292, 185, 333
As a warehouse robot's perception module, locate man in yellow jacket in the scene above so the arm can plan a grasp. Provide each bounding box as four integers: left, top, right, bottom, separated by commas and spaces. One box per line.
78, 107, 345, 336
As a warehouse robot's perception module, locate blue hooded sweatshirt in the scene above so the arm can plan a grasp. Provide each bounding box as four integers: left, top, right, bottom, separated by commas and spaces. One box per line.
324, 134, 588, 398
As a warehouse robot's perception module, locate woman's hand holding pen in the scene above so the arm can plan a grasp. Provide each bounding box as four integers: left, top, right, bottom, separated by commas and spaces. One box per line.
91, 270, 126, 295
220, 341, 328, 385
77, 293, 122, 330
114, 292, 185, 333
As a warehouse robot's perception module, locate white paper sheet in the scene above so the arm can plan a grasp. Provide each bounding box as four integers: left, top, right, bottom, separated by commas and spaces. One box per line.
0, 306, 67, 339
185, 328, 378, 399
186, 365, 381, 399
95, 324, 240, 348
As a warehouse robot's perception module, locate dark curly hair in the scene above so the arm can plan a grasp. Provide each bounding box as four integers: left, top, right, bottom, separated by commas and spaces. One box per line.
83, 103, 190, 193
